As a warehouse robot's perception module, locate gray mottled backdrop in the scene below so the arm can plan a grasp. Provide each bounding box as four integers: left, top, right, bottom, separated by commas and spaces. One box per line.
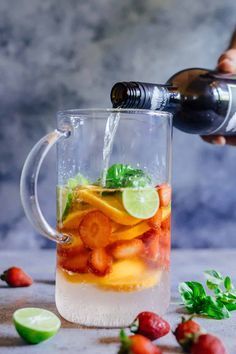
0, 0, 236, 249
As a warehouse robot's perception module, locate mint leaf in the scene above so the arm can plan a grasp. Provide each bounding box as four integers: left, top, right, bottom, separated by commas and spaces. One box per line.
204, 270, 223, 287
118, 329, 131, 354
179, 270, 236, 320
224, 276, 233, 291
224, 303, 236, 311
104, 164, 151, 188
179, 281, 207, 313
203, 296, 230, 319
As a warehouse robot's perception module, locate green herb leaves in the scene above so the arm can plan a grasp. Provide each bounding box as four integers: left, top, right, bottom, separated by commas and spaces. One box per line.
179, 270, 236, 319
105, 164, 152, 188
118, 329, 131, 354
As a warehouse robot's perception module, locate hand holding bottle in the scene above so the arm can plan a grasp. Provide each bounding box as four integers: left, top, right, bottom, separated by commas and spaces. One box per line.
111, 31, 236, 138
202, 31, 236, 146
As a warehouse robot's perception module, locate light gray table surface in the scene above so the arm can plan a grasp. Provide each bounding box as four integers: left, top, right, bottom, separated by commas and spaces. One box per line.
0, 250, 235, 354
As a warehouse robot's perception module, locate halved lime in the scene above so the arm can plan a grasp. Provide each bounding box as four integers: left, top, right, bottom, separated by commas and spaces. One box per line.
13, 308, 61, 344
122, 188, 159, 219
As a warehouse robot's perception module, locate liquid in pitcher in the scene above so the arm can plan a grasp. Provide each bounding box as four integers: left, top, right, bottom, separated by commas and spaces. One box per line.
55, 167, 171, 327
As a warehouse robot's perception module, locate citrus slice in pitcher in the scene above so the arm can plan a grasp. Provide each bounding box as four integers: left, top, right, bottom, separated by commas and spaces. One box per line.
99, 259, 162, 291
76, 189, 141, 225
13, 308, 61, 344
56, 187, 72, 222
122, 188, 159, 219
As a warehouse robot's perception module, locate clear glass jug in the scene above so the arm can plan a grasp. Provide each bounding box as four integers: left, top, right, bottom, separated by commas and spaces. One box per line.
20, 109, 172, 327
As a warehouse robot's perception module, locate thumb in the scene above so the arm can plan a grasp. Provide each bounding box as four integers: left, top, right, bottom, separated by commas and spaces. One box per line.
217, 49, 236, 74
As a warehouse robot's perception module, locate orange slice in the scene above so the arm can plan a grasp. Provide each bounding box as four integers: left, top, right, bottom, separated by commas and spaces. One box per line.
61, 207, 94, 230
111, 221, 150, 241
76, 190, 140, 225
161, 205, 171, 221
59, 259, 162, 291
99, 259, 162, 291
57, 236, 84, 257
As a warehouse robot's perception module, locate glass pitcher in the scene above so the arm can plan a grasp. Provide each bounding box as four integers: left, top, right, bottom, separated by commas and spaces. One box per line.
20, 108, 172, 327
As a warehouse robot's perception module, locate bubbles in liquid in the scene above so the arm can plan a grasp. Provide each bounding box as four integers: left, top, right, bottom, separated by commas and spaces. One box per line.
55, 270, 170, 327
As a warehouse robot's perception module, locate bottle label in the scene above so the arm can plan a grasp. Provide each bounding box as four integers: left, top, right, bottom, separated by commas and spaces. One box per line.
150, 86, 169, 110
212, 84, 236, 134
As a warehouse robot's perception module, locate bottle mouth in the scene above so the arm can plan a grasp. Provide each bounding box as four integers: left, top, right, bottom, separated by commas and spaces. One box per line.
111, 82, 142, 108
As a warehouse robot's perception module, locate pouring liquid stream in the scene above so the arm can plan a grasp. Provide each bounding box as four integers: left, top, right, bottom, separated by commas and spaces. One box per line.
101, 112, 121, 186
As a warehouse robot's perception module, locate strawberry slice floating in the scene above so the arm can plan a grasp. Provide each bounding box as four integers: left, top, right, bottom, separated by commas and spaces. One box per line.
79, 210, 111, 249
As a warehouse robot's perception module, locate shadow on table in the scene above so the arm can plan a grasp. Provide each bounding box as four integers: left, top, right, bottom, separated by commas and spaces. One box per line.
35, 279, 55, 285
0, 336, 25, 347
98, 337, 182, 353
159, 345, 183, 353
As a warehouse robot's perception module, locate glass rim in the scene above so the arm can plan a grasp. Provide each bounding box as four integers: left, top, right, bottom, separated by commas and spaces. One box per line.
57, 108, 172, 120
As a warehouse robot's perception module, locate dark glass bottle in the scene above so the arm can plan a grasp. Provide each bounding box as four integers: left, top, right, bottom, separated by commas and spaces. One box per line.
110, 68, 236, 135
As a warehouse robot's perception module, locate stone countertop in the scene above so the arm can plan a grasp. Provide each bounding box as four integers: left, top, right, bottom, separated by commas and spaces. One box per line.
0, 250, 235, 353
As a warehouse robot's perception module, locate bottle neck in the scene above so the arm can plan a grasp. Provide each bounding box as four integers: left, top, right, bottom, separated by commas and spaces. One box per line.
111, 82, 180, 111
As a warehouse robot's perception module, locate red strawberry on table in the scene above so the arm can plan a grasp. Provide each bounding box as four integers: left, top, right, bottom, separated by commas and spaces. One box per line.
191, 334, 227, 354
130, 311, 170, 341
118, 329, 162, 354
174, 317, 202, 351
0, 267, 33, 287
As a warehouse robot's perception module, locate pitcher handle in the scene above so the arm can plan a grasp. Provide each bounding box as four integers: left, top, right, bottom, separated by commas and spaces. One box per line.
20, 129, 71, 244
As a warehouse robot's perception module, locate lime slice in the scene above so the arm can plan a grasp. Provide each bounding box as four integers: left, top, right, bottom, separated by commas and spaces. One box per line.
68, 173, 89, 188
122, 188, 159, 219
13, 308, 61, 344
57, 186, 72, 222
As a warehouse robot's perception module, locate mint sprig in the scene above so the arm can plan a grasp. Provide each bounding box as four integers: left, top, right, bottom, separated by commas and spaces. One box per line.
104, 163, 152, 188
179, 270, 236, 319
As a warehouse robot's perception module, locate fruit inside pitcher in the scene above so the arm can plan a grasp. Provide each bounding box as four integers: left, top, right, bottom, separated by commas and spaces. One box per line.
56, 164, 171, 292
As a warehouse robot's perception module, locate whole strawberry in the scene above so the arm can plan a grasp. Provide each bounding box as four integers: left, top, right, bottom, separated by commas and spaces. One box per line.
0, 267, 33, 287
118, 329, 162, 354
130, 311, 170, 341
174, 317, 201, 351
191, 334, 227, 354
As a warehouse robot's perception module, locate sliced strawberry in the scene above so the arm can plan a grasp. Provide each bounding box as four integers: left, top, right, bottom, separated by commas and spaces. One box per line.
79, 210, 111, 249
157, 184, 171, 207
60, 249, 90, 273
141, 229, 160, 262
88, 248, 113, 276
161, 215, 171, 230
109, 239, 144, 260
148, 208, 162, 230
159, 229, 171, 269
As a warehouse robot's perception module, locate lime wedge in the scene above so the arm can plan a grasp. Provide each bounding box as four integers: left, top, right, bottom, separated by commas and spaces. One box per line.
13, 308, 61, 344
68, 173, 89, 188
57, 186, 72, 222
122, 188, 159, 219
